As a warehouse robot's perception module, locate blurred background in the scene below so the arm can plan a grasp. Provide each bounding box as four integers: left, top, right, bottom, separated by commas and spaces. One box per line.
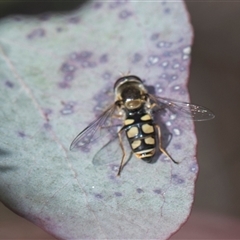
0, 1, 240, 239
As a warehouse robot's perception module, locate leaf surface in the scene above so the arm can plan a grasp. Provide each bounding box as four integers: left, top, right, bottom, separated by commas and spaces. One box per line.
0, 1, 196, 239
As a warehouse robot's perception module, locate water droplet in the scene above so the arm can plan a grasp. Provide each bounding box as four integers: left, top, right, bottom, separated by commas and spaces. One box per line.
170, 114, 177, 120
190, 163, 198, 173
161, 61, 169, 68
173, 85, 180, 91
173, 128, 181, 136
148, 55, 159, 65
166, 121, 171, 126
182, 46, 191, 55
173, 63, 180, 69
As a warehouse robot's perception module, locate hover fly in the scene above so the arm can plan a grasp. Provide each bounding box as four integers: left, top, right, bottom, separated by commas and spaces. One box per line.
70, 75, 214, 176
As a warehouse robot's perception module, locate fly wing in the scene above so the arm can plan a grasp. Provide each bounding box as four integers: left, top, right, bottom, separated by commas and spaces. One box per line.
149, 94, 215, 121
70, 104, 117, 151
92, 132, 132, 166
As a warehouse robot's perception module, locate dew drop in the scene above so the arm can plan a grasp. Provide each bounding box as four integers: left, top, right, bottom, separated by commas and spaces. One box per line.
147, 55, 159, 65
170, 114, 177, 120
182, 55, 189, 60
161, 61, 169, 68
158, 88, 163, 93
182, 46, 191, 55
173, 128, 181, 136
166, 121, 171, 126
171, 75, 177, 81
173, 63, 180, 69
172, 85, 180, 91
156, 41, 172, 48
190, 163, 198, 173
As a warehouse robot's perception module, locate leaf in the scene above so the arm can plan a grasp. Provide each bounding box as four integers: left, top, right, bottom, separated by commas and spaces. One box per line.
0, 1, 197, 239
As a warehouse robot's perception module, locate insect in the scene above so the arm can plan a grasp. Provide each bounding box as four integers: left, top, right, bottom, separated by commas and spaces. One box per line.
70, 75, 214, 176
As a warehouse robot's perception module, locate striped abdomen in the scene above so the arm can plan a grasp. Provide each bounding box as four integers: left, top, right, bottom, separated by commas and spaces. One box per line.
124, 113, 156, 162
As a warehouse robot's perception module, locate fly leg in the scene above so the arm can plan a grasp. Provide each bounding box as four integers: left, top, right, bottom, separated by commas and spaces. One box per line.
117, 128, 126, 176
155, 125, 178, 164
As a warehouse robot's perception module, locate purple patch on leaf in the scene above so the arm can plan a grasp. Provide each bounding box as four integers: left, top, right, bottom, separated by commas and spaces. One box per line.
76, 51, 92, 61
68, 16, 80, 24
99, 54, 108, 63
27, 28, 45, 39
102, 71, 111, 80
136, 188, 143, 193
95, 193, 103, 199
43, 122, 52, 130
56, 27, 63, 32
119, 10, 132, 19
171, 174, 185, 184
174, 144, 181, 150
12, 16, 22, 21
164, 8, 171, 14
64, 73, 74, 82
132, 53, 142, 63
61, 63, 76, 73
150, 33, 160, 41
5, 81, 14, 88
58, 81, 69, 89
153, 189, 161, 194
18, 131, 26, 138
114, 192, 122, 197
109, 0, 127, 9
93, 2, 103, 9
38, 13, 51, 21
81, 61, 97, 68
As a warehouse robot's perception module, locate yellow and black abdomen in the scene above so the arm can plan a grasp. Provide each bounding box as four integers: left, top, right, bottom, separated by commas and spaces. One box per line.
124, 113, 156, 162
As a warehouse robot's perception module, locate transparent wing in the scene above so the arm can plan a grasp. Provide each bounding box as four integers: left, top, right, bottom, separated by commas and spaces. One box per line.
149, 94, 215, 121
70, 104, 117, 151
93, 132, 132, 166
